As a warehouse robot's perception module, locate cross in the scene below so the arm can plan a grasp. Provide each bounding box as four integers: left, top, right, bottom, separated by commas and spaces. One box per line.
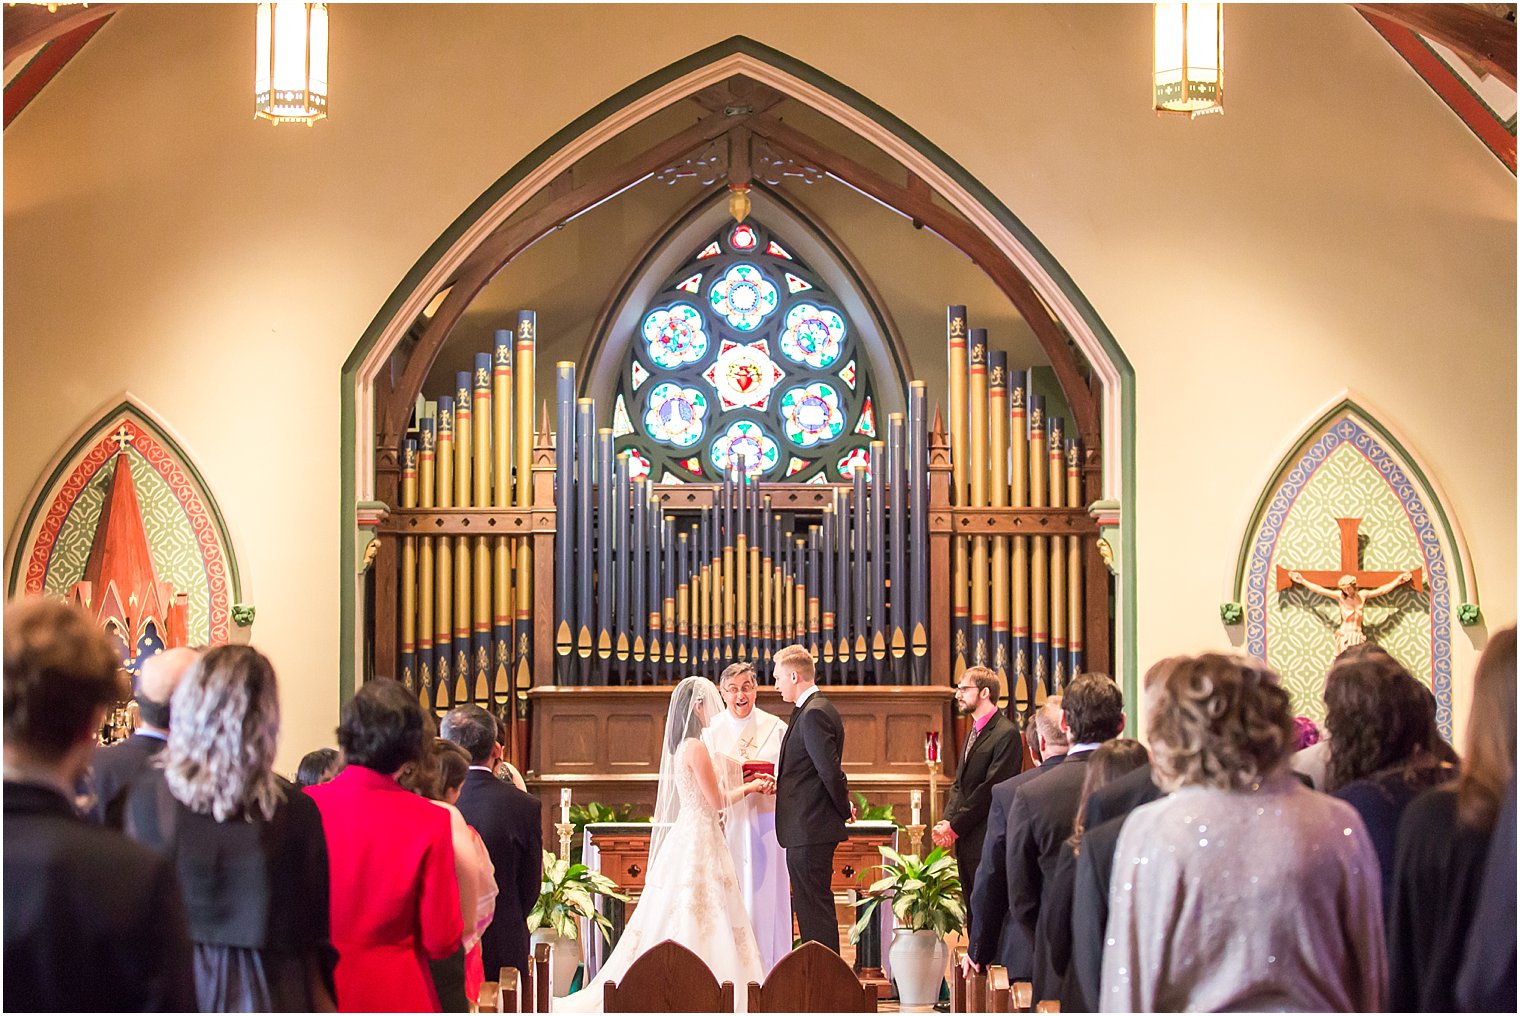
1275, 517, 1424, 593
110, 425, 133, 451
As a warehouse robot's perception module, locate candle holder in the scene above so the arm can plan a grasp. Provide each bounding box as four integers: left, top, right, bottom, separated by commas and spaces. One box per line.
903, 823, 926, 857
555, 820, 574, 861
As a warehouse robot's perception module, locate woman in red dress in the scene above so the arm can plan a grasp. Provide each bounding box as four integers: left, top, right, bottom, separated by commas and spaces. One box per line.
307, 680, 462, 1011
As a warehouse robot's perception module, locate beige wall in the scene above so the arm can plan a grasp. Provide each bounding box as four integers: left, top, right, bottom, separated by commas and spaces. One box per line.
5, 4, 1513, 769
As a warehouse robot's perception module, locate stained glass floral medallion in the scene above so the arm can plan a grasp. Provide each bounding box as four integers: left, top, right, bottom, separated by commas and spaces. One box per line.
643, 382, 708, 447
837, 446, 871, 479
620, 448, 652, 481
709, 264, 779, 331
779, 382, 846, 448
779, 302, 846, 368
701, 338, 786, 411
730, 223, 758, 250
643, 303, 708, 368
612, 394, 634, 437
711, 420, 780, 478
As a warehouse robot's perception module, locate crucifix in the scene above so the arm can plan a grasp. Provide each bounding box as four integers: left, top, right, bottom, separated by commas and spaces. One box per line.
1275, 517, 1423, 655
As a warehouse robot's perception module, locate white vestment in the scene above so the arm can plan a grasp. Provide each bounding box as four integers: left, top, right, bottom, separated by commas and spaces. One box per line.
703, 707, 791, 972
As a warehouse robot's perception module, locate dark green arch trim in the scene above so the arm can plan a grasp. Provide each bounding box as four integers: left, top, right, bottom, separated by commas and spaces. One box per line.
7, 400, 244, 601
341, 34, 1137, 709
1231, 398, 1471, 603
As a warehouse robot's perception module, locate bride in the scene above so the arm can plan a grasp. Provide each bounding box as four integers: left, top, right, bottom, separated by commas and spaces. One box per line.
558, 676, 775, 1012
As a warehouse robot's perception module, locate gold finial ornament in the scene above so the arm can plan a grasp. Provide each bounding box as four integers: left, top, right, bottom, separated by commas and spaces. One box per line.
728, 183, 752, 223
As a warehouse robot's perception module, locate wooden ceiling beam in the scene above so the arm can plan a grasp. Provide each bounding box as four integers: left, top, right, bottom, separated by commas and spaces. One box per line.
1354, 3, 1517, 89
4, 3, 120, 67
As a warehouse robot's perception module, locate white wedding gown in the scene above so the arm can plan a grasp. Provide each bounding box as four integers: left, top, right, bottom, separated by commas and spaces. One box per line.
557, 740, 764, 1012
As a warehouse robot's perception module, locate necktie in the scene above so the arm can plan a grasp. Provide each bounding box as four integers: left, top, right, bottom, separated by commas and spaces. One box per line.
963, 721, 982, 763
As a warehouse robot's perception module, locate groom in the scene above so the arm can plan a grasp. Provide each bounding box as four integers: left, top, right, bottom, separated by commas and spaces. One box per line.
771, 644, 852, 953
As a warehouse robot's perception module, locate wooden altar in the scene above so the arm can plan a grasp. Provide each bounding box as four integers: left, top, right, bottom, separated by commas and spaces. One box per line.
582, 821, 898, 990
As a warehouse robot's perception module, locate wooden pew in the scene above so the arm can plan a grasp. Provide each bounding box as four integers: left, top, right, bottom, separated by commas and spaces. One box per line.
951, 948, 990, 1012
477, 966, 522, 1013
1012, 980, 1033, 1013
603, 940, 736, 1013
1034, 1001, 1060, 1013
746, 941, 877, 1012
477, 979, 498, 1013
533, 943, 552, 1012
519, 961, 535, 1013
986, 966, 1011, 1013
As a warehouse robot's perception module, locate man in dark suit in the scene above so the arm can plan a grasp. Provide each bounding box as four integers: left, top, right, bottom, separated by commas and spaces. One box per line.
442, 704, 543, 979
771, 643, 851, 953
87, 645, 199, 826
4, 598, 195, 1012
1006, 672, 1124, 1000
965, 696, 1068, 978
934, 666, 1019, 916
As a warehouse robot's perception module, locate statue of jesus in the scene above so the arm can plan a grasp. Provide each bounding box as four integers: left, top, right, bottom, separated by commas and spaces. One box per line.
701, 661, 791, 973
1288, 570, 1413, 655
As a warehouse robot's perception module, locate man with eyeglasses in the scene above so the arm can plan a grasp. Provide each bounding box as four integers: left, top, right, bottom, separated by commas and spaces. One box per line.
933, 666, 1019, 929
702, 661, 790, 972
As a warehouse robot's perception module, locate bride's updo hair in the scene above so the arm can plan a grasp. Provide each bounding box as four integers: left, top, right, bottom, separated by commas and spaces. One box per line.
667, 676, 717, 753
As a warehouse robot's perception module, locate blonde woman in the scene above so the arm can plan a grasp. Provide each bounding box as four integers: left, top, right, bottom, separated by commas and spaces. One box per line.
1100, 654, 1385, 1012
125, 645, 335, 1011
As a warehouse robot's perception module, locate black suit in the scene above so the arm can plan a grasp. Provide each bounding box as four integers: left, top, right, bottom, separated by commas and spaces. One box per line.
942, 710, 1020, 909
4, 780, 195, 1012
775, 689, 850, 952
454, 769, 543, 978
1007, 748, 1096, 1000
966, 753, 1065, 976
87, 731, 166, 827
1068, 767, 1160, 1011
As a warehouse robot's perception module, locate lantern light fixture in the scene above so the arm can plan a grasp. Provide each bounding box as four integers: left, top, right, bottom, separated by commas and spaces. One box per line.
255, 2, 328, 125
1154, 3, 1223, 118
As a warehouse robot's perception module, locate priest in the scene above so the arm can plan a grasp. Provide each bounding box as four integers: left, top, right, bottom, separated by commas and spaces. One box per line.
703, 661, 791, 971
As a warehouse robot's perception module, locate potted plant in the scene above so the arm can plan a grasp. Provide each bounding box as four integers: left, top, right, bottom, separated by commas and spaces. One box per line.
527, 850, 632, 996
848, 845, 964, 1008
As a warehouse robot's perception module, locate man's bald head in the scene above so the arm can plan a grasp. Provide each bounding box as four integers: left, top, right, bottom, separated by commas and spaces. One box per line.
136, 646, 200, 730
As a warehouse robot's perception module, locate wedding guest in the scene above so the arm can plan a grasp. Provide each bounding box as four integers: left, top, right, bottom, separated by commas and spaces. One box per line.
434, 740, 498, 1003
1008, 673, 1124, 993
3, 598, 194, 1012
308, 680, 462, 1012
125, 645, 336, 1011
1324, 650, 1455, 907
1389, 627, 1516, 1012
88, 645, 198, 826
1100, 654, 1385, 1012
1456, 775, 1516, 1012
296, 747, 340, 788
935, 666, 1019, 918
1290, 643, 1395, 789
1039, 738, 1148, 1010
442, 704, 540, 980
1292, 715, 1321, 751
965, 696, 1066, 979
397, 731, 470, 1013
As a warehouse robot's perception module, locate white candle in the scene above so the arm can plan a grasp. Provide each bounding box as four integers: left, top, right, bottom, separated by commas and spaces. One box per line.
911, 790, 922, 826
560, 787, 571, 824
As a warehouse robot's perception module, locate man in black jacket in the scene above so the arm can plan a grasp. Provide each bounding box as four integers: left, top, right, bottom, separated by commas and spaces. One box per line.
965, 696, 1068, 978
772, 644, 851, 953
443, 704, 543, 979
4, 598, 195, 1012
1006, 673, 1124, 1000
934, 666, 1020, 917
87, 644, 198, 826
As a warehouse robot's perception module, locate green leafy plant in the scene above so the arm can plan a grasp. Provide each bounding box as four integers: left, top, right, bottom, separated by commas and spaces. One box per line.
567, 802, 646, 864
847, 845, 964, 944
852, 791, 895, 823
526, 849, 631, 943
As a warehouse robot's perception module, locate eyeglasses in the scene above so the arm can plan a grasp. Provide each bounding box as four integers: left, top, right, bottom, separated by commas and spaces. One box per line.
955, 684, 980, 693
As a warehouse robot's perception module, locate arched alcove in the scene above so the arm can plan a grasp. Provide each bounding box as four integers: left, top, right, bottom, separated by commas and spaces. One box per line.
341, 36, 1134, 704
1233, 396, 1478, 739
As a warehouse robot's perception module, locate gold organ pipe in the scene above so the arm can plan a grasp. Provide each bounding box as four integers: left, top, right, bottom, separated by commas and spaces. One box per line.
948, 308, 971, 681
400, 440, 418, 695
417, 414, 436, 707
453, 376, 472, 705
1048, 418, 1067, 690
968, 331, 990, 670
1028, 395, 1048, 705
513, 318, 535, 690
435, 401, 455, 705
988, 352, 1010, 688
1067, 441, 1085, 675
1010, 379, 1030, 712
491, 339, 513, 701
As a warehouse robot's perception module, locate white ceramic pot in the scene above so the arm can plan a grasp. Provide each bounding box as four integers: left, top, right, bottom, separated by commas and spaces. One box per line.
889, 927, 948, 1009
530, 927, 584, 997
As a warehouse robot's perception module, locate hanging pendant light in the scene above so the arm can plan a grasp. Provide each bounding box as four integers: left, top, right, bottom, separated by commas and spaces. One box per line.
1153, 3, 1223, 118
254, 2, 328, 125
